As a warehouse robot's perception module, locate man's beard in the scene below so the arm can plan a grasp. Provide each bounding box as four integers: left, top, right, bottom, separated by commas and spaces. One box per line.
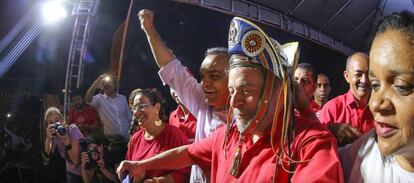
236, 119, 252, 133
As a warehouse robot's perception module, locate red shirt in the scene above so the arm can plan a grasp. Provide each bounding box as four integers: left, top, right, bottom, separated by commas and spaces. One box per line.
309, 100, 322, 113
67, 106, 99, 126
318, 90, 374, 134
125, 125, 189, 182
309, 100, 323, 118
187, 115, 344, 183
169, 106, 197, 142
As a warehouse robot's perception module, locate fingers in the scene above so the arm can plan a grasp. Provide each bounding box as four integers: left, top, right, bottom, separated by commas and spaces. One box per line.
81, 152, 89, 163
117, 161, 127, 181
143, 179, 155, 183
348, 125, 362, 137
46, 124, 56, 138
137, 9, 154, 31
337, 124, 362, 145
293, 82, 310, 112
97, 159, 105, 167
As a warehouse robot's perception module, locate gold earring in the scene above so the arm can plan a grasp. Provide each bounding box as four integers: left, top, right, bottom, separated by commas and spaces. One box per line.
154, 111, 162, 127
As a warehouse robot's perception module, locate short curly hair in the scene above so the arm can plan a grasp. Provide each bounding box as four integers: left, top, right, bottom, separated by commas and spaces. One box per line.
376, 10, 414, 40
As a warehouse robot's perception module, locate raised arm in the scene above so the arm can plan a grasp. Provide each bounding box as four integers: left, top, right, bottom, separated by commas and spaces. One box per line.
116, 145, 194, 181
85, 75, 105, 104
138, 9, 175, 68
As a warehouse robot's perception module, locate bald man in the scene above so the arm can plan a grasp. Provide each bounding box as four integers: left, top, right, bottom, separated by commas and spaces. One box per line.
319, 52, 375, 146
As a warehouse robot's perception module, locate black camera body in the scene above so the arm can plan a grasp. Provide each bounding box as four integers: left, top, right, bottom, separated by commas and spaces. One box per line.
52, 122, 67, 136
85, 148, 100, 169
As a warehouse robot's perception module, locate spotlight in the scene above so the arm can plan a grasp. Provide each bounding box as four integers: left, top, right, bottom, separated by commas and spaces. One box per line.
6, 113, 11, 118
42, 1, 67, 24
104, 76, 111, 82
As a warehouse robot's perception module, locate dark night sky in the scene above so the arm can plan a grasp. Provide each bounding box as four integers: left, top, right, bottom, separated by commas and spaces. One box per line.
0, 0, 349, 128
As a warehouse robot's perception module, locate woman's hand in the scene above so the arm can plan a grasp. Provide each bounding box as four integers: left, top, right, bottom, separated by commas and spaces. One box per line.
97, 158, 105, 169
45, 124, 56, 140
81, 152, 90, 169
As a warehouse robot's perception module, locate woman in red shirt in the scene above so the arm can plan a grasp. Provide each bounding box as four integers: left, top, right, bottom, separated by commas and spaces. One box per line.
125, 88, 189, 182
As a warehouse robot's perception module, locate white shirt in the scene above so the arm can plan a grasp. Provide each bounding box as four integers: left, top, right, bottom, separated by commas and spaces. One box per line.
159, 58, 226, 183
340, 130, 414, 183
88, 93, 131, 138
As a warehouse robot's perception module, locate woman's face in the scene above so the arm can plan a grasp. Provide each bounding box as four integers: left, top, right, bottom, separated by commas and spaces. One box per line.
132, 93, 160, 129
369, 29, 414, 158
46, 113, 62, 125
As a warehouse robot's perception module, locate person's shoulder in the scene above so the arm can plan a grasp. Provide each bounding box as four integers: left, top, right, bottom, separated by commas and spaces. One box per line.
130, 129, 145, 140
325, 93, 346, 107
294, 116, 334, 141
115, 93, 127, 99
94, 93, 104, 97
166, 124, 189, 138
166, 124, 181, 133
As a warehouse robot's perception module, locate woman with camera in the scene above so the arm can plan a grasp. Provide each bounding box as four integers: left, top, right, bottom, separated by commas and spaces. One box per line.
42, 107, 84, 183
125, 88, 189, 183
81, 138, 118, 183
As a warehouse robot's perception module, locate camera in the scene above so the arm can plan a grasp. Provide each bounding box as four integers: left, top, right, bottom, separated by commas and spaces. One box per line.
52, 122, 67, 136
85, 148, 100, 169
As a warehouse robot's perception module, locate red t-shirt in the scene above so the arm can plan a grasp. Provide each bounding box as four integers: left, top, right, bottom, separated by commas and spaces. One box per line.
169, 107, 197, 142
309, 100, 322, 113
67, 106, 99, 126
125, 125, 189, 182
318, 90, 374, 134
187, 115, 344, 183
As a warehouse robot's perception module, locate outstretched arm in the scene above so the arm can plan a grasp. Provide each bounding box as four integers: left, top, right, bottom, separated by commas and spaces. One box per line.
116, 145, 194, 180
138, 9, 175, 68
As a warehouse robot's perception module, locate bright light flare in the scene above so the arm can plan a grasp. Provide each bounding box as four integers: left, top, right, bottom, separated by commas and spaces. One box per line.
104, 76, 111, 82
42, 1, 67, 24
6, 113, 11, 118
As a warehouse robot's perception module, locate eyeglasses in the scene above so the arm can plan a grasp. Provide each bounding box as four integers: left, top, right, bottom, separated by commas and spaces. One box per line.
131, 103, 151, 112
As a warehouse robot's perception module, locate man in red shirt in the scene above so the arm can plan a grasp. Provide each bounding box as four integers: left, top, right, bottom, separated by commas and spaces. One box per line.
313, 74, 332, 117
318, 52, 374, 146
68, 89, 100, 138
294, 63, 321, 117
169, 88, 197, 143
117, 15, 343, 183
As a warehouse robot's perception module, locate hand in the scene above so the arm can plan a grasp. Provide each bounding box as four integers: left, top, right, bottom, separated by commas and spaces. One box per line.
293, 82, 319, 121
97, 158, 105, 169
328, 123, 362, 146
116, 160, 144, 181
294, 82, 310, 112
81, 152, 90, 168
143, 178, 156, 183
137, 9, 154, 33
45, 124, 56, 140
94, 74, 108, 90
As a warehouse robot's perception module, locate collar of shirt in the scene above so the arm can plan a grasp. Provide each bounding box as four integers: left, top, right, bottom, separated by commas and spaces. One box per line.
344, 89, 368, 109
103, 93, 119, 99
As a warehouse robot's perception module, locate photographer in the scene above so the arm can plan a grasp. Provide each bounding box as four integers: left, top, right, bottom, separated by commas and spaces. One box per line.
81, 138, 118, 183
42, 107, 84, 183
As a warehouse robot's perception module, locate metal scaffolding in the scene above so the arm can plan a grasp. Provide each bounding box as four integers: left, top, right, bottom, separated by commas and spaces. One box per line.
63, 0, 100, 120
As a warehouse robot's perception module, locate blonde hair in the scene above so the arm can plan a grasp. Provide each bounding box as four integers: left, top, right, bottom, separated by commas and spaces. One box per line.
44, 107, 63, 123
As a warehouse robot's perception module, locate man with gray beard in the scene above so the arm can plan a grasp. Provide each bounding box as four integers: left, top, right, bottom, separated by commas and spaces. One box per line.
117, 16, 343, 183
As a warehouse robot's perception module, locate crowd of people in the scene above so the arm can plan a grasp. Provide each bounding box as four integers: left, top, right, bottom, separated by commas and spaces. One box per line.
39, 8, 414, 183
